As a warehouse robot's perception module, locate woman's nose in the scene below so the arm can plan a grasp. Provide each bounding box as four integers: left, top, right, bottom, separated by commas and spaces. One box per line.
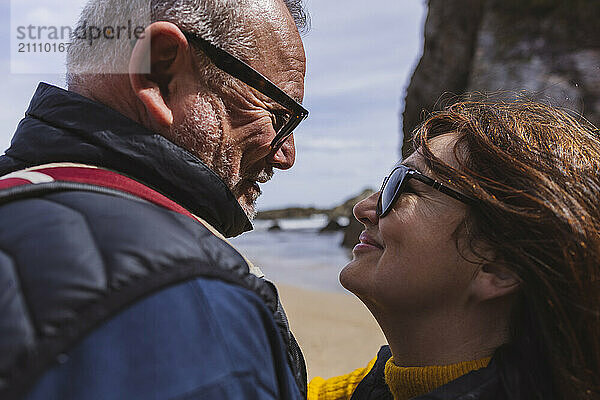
353, 192, 380, 226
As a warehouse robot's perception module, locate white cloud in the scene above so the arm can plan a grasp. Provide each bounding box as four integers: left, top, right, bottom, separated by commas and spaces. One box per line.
299, 137, 381, 152
306, 69, 404, 98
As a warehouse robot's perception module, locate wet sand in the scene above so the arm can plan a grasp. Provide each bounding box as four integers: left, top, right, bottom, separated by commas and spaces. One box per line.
277, 284, 387, 380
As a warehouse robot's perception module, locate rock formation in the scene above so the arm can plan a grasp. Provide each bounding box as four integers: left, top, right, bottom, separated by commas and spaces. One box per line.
268, 221, 282, 231
256, 189, 374, 222
402, 0, 600, 158
256, 189, 375, 248
338, 189, 375, 249
319, 219, 343, 233
256, 207, 326, 220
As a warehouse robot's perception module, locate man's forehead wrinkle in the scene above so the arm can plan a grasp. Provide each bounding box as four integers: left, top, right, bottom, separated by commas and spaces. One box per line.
245, 0, 303, 58
245, 6, 306, 103
281, 56, 306, 100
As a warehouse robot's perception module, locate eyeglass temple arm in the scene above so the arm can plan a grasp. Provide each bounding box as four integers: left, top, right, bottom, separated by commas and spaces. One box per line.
412, 173, 476, 205
183, 32, 307, 115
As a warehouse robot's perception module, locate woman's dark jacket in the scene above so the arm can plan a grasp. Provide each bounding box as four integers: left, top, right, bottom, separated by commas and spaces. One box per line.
0, 83, 306, 399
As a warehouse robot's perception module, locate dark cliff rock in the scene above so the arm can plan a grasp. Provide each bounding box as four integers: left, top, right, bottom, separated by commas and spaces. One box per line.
319, 219, 343, 233
341, 216, 365, 249
268, 221, 282, 231
402, 0, 484, 157
338, 189, 375, 249
329, 189, 375, 220
402, 0, 600, 158
256, 189, 375, 222
256, 207, 326, 220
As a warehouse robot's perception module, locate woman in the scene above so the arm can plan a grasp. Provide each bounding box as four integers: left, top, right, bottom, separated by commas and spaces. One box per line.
309, 100, 600, 399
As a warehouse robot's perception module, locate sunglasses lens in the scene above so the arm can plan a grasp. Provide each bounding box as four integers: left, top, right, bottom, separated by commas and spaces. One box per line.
379, 167, 408, 216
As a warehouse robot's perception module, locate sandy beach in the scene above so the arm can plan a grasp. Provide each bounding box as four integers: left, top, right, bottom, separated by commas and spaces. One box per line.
277, 284, 387, 381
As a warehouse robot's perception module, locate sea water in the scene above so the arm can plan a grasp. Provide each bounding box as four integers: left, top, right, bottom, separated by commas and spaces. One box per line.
229, 215, 351, 292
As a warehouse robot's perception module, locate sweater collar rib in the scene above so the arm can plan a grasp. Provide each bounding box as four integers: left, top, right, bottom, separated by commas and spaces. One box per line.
384, 356, 491, 400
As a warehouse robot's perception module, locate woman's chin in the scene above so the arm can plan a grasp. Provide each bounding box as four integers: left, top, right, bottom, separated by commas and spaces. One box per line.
339, 258, 368, 293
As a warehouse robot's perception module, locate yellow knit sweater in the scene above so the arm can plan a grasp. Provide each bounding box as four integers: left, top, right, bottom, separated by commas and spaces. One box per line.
308, 356, 491, 400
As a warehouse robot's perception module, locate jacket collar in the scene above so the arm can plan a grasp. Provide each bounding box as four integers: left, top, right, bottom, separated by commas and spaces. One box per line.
6, 83, 252, 237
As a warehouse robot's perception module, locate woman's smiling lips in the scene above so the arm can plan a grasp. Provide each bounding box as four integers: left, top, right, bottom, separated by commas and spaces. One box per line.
354, 231, 384, 252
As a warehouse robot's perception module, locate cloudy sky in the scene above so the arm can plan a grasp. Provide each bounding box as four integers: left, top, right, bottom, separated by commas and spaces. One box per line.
1, 0, 427, 210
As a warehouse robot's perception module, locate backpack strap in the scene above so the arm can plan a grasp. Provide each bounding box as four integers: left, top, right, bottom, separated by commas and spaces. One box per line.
0, 163, 195, 219
0, 162, 267, 278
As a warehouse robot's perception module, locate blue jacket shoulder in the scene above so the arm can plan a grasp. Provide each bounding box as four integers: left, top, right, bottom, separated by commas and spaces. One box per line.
25, 278, 301, 400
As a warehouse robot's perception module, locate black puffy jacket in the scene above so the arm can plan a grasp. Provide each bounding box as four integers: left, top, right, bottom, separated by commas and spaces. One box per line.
0, 83, 307, 399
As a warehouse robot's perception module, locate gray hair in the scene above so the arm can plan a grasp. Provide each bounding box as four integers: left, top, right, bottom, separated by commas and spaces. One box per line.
66, 0, 308, 85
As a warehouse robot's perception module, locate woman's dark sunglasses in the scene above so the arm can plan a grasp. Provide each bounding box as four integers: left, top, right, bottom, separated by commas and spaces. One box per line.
376, 164, 476, 217
182, 31, 308, 152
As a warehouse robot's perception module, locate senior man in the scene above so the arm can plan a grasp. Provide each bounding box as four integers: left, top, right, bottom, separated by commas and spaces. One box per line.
0, 0, 308, 399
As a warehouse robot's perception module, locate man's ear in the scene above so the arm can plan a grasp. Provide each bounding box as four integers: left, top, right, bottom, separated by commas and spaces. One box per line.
129, 21, 192, 129
471, 263, 521, 302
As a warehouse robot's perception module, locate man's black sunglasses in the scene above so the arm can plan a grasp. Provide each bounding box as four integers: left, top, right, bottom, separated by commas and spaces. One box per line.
376, 164, 476, 217
182, 31, 308, 152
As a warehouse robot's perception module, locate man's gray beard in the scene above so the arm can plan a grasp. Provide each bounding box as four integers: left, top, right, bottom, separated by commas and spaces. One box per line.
169, 94, 272, 220
233, 167, 274, 220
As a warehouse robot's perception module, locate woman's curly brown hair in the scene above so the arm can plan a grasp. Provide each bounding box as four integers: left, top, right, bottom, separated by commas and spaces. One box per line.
413, 100, 600, 399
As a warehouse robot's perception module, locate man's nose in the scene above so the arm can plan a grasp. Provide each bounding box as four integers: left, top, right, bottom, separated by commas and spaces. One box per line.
353, 192, 380, 226
268, 135, 296, 170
